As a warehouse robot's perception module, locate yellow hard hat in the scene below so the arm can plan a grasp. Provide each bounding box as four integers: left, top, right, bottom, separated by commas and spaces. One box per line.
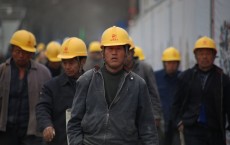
89, 41, 102, 52
37, 43, 45, 53
194, 36, 216, 53
100, 26, 130, 47
129, 37, 135, 50
58, 37, 87, 59
162, 47, 181, 61
134, 46, 145, 60
45, 41, 61, 62
10, 30, 37, 52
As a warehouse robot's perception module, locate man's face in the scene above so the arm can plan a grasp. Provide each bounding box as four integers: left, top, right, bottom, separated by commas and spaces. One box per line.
103, 45, 126, 71
62, 58, 83, 77
195, 49, 215, 71
89, 51, 102, 61
12, 46, 33, 68
164, 61, 180, 75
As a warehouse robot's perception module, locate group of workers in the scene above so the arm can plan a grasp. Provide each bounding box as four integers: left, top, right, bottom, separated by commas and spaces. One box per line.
0, 26, 229, 145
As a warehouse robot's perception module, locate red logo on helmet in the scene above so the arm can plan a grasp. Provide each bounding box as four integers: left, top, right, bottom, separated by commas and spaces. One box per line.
203, 40, 207, 45
64, 47, 68, 53
110, 34, 118, 41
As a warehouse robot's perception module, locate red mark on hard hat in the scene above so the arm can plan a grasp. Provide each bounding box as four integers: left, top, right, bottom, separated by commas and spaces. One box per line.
203, 40, 207, 45
28, 41, 31, 45
111, 34, 118, 41
64, 47, 68, 53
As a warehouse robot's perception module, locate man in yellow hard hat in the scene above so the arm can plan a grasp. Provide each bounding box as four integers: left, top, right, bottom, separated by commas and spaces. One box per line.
45, 41, 62, 77
125, 38, 162, 128
84, 41, 103, 71
172, 36, 230, 145
155, 47, 181, 145
36, 37, 87, 145
67, 26, 158, 145
134, 46, 145, 61
0, 30, 51, 145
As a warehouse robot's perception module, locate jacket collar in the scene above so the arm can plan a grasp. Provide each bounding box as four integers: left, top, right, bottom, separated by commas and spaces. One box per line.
94, 64, 130, 74
59, 73, 74, 86
6, 58, 37, 70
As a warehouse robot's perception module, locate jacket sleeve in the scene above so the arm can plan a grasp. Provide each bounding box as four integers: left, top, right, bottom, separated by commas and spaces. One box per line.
144, 64, 162, 119
67, 74, 91, 145
223, 75, 230, 130
137, 79, 159, 145
36, 83, 54, 132
171, 71, 189, 128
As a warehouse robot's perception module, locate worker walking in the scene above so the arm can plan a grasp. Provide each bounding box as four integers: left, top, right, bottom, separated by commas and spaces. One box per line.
36, 37, 87, 145
133, 46, 145, 61
0, 30, 51, 145
67, 26, 159, 145
125, 38, 162, 127
172, 36, 230, 145
155, 47, 181, 145
84, 41, 103, 71
44, 41, 62, 77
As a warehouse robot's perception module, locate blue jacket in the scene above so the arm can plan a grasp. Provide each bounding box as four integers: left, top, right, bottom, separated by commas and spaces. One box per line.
155, 69, 180, 124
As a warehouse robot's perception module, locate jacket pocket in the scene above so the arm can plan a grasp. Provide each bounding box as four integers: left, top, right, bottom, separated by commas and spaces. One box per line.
123, 120, 137, 136
81, 114, 98, 134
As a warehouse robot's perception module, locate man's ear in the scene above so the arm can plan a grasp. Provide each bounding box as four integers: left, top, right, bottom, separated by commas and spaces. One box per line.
128, 49, 134, 56
29, 52, 35, 59
80, 57, 87, 65
102, 49, 105, 60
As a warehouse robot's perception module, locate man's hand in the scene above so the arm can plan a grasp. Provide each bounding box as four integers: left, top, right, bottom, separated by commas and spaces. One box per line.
178, 123, 184, 132
43, 126, 55, 142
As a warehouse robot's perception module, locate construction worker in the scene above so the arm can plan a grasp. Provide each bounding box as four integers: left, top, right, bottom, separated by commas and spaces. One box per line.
45, 41, 62, 77
84, 41, 103, 71
36, 37, 87, 145
134, 46, 145, 61
155, 47, 181, 145
172, 36, 230, 145
125, 38, 162, 128
67, 26, 158, 145
0, 30, 51, 145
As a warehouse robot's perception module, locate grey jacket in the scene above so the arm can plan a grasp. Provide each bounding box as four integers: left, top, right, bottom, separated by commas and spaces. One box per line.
132, 60, 162, 119
67, 68, 159, 145
0, 58, 51, 136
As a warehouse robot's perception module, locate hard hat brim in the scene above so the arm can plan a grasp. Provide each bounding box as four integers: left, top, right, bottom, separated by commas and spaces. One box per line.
19, 45, 36, 53
48, 57, 61, 62
11, 42, 36, 53
57, 53, 87, 59
101, 42, 130, 48
193, 47, 217, 53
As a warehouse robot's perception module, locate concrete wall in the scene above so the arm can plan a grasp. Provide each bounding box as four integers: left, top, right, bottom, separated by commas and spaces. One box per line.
129, 0, 212, 71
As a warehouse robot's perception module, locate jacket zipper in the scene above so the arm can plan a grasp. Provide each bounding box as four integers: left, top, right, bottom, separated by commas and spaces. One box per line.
99, 71, 130, 144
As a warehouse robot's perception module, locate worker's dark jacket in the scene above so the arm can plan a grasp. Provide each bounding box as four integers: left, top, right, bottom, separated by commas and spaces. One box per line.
67, 68, 159, 145
36, 73, 77, 145
132, 60, 162, 119
172, 64, 230, 132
